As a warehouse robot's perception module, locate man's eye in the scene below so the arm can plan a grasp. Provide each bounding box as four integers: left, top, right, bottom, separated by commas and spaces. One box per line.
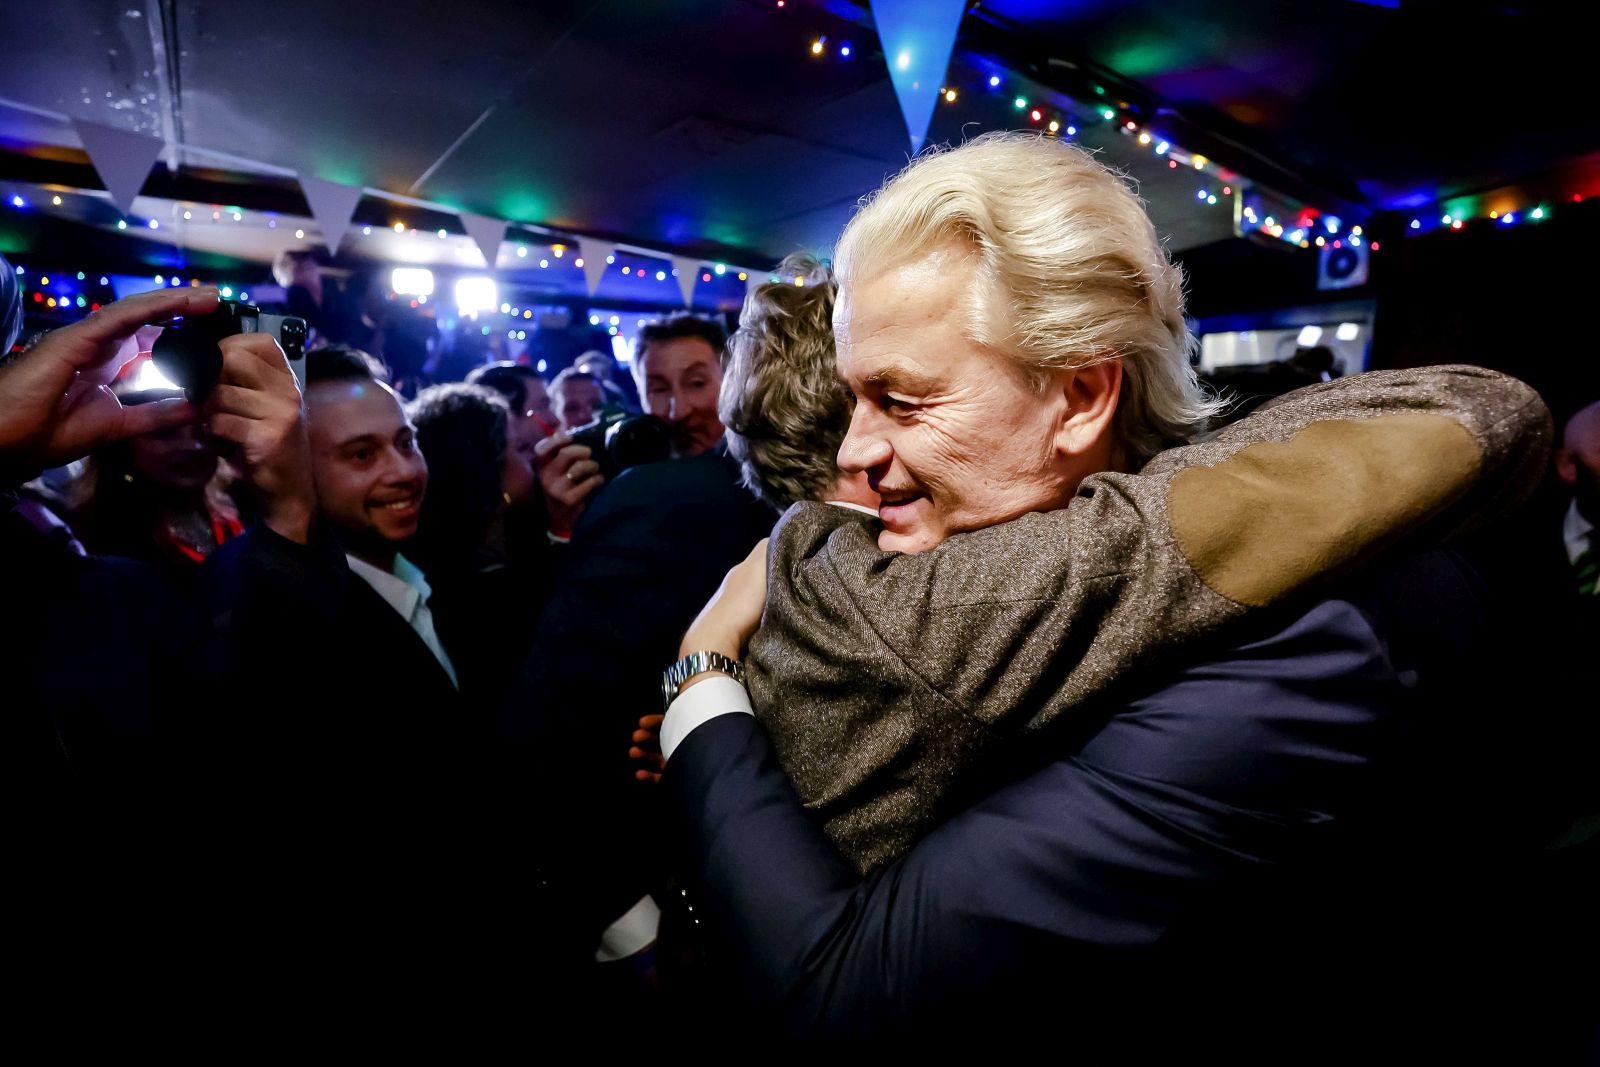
350, 448, 374, 464
884, 397, 916, 417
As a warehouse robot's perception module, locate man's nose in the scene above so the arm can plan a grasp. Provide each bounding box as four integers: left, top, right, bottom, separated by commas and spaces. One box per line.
382, 447, 424, 486
838, 404, 891, 473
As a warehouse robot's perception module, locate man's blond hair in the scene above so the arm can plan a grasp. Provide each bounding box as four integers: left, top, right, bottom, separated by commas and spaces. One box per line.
833, 131, 1223, 460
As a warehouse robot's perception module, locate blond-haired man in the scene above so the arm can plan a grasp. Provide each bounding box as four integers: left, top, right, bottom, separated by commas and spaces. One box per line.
656, 133, 1554, 1048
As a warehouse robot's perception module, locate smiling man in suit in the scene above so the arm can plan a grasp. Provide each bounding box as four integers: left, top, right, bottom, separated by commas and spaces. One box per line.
301, 346, 461, 706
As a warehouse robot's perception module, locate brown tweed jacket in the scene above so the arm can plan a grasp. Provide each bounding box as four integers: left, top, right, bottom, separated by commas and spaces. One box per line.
745, 365, 1552, 873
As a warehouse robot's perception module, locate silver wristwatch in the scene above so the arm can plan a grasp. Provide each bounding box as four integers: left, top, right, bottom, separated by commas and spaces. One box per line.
661, 650, 746, 711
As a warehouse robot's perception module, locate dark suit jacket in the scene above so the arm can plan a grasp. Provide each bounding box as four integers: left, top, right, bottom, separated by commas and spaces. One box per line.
502, 446, 777, 942
667, 548, 1595, 1057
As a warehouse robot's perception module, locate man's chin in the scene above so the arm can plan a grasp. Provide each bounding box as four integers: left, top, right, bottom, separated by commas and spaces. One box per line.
876, 526, 940, 555
367, 517, 419, 543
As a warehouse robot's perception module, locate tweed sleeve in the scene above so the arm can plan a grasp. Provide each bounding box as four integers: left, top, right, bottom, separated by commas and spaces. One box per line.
813, 364, 1549, 735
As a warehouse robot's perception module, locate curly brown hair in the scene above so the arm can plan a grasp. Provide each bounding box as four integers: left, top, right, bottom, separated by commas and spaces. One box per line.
718, 253, 845, 509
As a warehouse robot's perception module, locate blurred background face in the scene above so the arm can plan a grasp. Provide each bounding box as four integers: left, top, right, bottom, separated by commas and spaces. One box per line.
127, 422, 219, 491
556, 377, 603, 432
1557, 401, 1600, 517
306, 380, 429, 548
503, 411, 541, 507
575, 351, 617, 381
637, 337, 725, 456
523, 376, 556, 434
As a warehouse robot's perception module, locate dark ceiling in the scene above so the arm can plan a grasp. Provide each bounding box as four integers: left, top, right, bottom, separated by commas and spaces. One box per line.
0, 0, 1593, 269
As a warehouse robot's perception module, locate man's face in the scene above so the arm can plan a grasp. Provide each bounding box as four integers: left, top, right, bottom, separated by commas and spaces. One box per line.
503, 410, 541, 508
1558, 403, 1600, 518
306, 379, 428, 550
557, 378, 604, 433
835, 244, 1078, 554
637, 336, 724, 456
523, 377, 556, 434
128, 422, 218, 491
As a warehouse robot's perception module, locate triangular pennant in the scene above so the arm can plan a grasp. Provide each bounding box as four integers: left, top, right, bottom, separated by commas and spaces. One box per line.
460, 212, 508, 269
578, 237, 613, 295
672, 256, 699, 307
869, 0, 968, 153
296, 175, 365, 255
746, 271, 768, 302
73, 119, 165, 215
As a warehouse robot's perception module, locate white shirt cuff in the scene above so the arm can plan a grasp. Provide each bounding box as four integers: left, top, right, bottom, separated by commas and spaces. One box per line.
594, 894, 660, 962
661, 674, 753, 761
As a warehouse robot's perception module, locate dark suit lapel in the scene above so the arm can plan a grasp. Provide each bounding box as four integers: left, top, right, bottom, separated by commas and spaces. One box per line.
344, 576, 460, 700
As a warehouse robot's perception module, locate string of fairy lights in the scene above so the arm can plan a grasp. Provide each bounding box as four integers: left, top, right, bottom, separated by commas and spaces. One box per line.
5, 4, 1590, 327
790, 5, 1585, 249
3, 181, 796, 336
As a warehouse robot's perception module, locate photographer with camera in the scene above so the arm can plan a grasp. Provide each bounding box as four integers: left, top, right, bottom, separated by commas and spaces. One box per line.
1, 287, 329, 796
1, 285, 349, 1010
534, 315, 742, 539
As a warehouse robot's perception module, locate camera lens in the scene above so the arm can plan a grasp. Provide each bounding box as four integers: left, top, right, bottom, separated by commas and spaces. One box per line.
279, 319, 307, 361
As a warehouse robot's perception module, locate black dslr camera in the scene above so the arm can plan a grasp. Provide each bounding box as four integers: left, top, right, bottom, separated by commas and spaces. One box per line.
150, 300, 308, 398
568, 404, 675, 478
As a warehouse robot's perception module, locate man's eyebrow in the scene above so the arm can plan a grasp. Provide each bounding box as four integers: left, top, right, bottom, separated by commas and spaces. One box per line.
864, 363, 937, 393
333, 432, 384, 450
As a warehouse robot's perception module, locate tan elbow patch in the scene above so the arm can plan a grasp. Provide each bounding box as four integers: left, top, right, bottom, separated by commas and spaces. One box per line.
1170, 413, 1480, 608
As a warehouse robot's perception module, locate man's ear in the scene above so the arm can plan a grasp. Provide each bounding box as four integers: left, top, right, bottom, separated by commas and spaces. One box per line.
1054, 357, 1122, 460
1554, 448, 1578, 487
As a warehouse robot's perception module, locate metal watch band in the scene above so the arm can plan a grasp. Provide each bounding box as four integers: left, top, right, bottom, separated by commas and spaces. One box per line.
662, 650, 746, 711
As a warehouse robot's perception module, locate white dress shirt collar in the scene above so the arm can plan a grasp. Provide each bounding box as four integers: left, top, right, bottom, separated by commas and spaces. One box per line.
1563, 499, 1595, 569
347, 552, 430, 619
346, 552, 460, 689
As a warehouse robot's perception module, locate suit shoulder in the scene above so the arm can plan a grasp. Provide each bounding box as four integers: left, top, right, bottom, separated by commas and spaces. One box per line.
581, 451, 775, 533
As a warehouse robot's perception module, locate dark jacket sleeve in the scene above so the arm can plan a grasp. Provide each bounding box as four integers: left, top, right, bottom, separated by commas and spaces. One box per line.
667, 552, 1488, 1041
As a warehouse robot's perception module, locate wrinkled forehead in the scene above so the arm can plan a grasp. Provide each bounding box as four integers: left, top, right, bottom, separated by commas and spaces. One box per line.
834, 243, 991, 347
834, 245, 1000, 382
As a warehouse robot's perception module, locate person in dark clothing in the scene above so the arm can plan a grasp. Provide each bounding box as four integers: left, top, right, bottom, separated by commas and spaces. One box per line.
500, 445, 777, 971
1, 284, 343, 1034
272, 247, 364, 348
408, 382, 551, 710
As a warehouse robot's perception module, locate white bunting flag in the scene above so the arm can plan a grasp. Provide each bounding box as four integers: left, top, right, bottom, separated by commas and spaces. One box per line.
296, 175, 365, 255
73, 119, 165, 215
578, 236, 614, 295
461, 212, 509, 269
671, 256, 700, 307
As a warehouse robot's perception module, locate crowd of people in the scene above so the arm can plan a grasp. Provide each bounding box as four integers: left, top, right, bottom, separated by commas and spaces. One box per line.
3, 132, 1595, 1055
